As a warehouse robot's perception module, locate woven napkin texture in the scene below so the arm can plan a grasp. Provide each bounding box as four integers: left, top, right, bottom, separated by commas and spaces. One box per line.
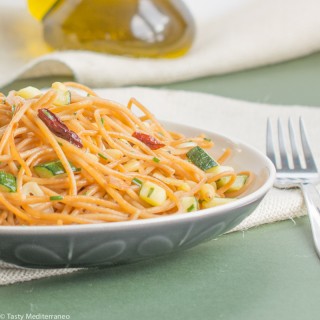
1, 0, 320, 88
1, 87, 319, 285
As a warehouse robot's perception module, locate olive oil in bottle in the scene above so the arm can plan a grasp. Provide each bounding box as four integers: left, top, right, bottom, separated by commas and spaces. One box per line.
28, 0, 195, 58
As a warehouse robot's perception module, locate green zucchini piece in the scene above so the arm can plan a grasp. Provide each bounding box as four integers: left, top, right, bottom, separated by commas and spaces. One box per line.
34, 160, 80, 178
16, 86, 42, 99
181, 196, 198, 212
186, 146, 218, 171
206, 165, 234, 175
0, 171, 17, 192
216, 174, 248, 192
51, 82, 71, 106
202, 197, 236, 208
54, 90, 71, 106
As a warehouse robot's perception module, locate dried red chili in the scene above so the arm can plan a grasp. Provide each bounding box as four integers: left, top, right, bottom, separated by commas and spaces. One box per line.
132, 132, 165, 150
38, 108, 83, 148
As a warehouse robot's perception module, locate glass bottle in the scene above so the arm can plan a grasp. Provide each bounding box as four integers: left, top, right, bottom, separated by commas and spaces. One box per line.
28, 0, 195, 58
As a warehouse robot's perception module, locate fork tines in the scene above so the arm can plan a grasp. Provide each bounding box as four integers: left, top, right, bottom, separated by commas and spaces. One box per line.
266, 117, 317, 172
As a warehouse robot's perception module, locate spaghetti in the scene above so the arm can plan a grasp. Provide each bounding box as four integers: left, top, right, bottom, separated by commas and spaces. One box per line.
0, 82, 253, 226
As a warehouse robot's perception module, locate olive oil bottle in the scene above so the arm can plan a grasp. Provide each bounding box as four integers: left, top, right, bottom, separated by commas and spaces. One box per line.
28, 0, 195, 58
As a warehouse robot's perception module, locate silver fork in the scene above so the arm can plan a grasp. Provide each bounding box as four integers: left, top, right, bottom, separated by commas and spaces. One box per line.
267, 117, 320, 258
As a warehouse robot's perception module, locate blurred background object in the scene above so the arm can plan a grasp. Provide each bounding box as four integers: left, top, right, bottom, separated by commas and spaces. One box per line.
1, 0, 320, 90
27, 0, 195, 58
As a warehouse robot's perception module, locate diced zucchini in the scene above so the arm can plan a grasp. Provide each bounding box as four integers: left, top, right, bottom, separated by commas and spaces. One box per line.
216, 174, 248, 192
206, 165, 234, 175
54, 90, 71, 106
0, 171, 17, 192
181, 196, 198, 212
16, 86, 42, 99
50, 195, 63, 201
132, 177, 143, 187
21, 181, 54, 212
52, 82, 68, 91
139, 181, 167, 206
202, 197, 236, 209
34, 160, 80, 178
22, 182, 44, 197
178, 182, 191, 192
52, 82, 71, 106
186, 146, 218, 171
123, 159, 140, 172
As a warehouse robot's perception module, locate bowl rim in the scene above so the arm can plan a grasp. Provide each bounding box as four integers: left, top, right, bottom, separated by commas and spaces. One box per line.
0, 121, 276, 234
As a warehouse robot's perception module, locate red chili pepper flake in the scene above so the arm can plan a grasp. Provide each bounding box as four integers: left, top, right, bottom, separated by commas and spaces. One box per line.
132, 132, 165, 150
38, 108, 83, 148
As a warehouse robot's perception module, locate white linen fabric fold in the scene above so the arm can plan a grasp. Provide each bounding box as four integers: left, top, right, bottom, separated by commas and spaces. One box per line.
1, 0, 320, 88
1, 87, 319, 285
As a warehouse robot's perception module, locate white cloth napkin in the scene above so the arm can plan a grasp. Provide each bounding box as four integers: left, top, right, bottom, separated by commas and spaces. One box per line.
1, 0, 320, 88
1, 87, 319, 285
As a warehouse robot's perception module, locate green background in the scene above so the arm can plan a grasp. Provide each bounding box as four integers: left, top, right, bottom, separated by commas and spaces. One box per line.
1, 52, 320, 320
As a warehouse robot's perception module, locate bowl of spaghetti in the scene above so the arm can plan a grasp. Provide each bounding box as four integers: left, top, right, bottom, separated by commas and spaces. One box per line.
0, 83, 275, 268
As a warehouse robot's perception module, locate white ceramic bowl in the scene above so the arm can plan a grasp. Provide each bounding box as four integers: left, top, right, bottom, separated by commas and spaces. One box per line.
0, 122, 275, 268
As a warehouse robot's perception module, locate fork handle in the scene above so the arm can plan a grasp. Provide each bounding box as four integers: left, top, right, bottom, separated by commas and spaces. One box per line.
300, 183, 320, 258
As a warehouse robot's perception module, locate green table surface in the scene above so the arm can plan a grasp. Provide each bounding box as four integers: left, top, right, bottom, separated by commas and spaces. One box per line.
1, 53, 320, 320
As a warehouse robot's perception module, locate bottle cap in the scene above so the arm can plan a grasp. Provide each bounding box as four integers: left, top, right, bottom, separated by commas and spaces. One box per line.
28, 0, 59, 20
